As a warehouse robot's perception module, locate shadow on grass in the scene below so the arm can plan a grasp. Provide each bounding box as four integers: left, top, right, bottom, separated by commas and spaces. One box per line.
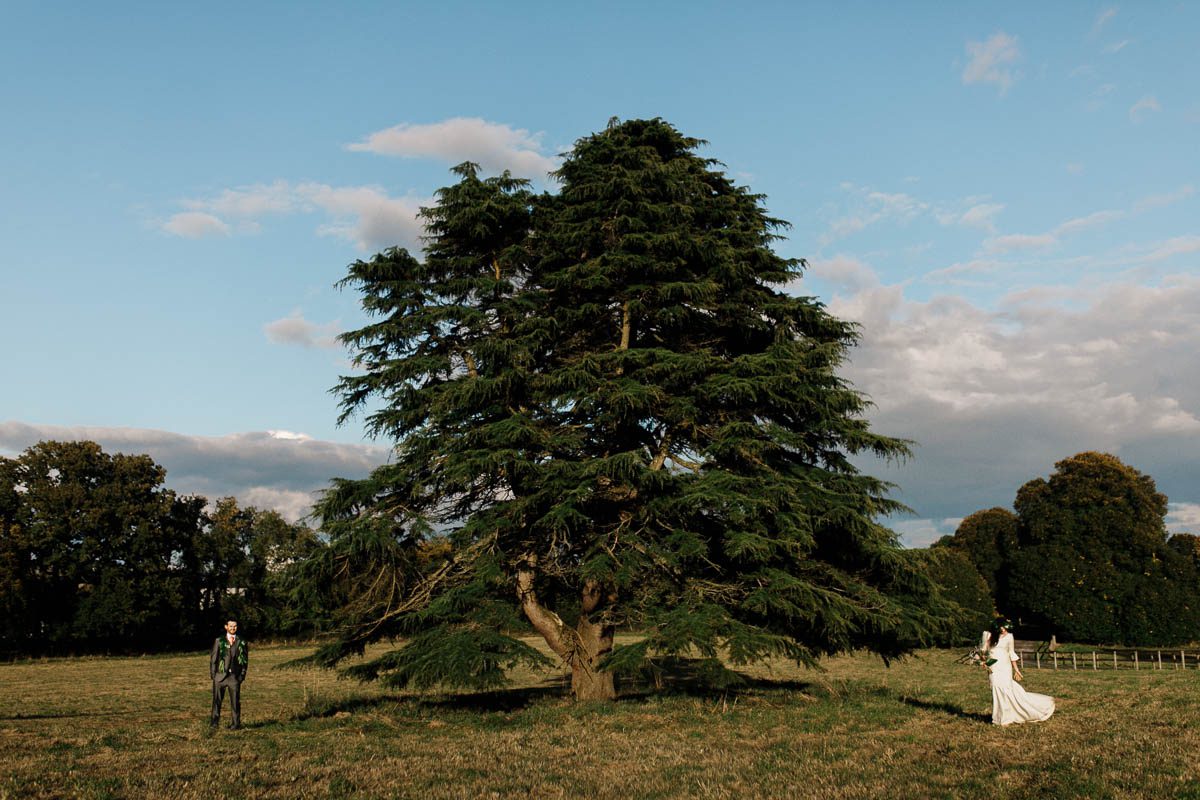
896, 694, 991, 723
287, 658, 980, 721
0, 710, 142, 721
291, 681, 570, 720
618, 672, 815, 702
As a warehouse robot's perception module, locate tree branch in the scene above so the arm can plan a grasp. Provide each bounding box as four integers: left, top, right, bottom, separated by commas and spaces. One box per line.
619, 299, 632, 351
516, 554, 571, 660
463, 351, 479, 379
649, 430, 672, 471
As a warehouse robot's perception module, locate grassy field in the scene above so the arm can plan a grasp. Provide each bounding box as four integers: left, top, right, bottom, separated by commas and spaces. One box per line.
2, 640, 1199, 799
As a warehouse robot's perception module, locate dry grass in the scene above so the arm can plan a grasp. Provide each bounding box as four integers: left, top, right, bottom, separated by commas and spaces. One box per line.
3, 639, 1200, 799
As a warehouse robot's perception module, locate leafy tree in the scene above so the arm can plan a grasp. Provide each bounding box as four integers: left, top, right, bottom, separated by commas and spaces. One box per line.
921, 544, 993, 646
0, 457, 32, 651
244, 507, 325, 635
942, 507, 1017, 607
196, 496, 255, 624
197, 497, 324, 637
1169, 532, 1200, 559
311, 118, 947, 701
0, 442, 324, 654
1008, 451, 1197, 645
0, 441, 202, 652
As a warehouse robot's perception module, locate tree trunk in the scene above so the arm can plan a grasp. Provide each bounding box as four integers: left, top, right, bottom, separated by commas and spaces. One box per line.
571, 615, 616, 701
517, 560, 618, 702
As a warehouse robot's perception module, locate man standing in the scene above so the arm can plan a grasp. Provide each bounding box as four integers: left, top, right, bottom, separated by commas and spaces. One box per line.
210, 619, 249, 729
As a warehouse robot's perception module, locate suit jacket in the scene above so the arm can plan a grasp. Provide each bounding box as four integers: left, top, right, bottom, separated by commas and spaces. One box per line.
210, 635, 249, 681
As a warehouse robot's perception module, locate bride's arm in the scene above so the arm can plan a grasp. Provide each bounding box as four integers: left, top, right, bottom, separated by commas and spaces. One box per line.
1009, 640, 1023, 680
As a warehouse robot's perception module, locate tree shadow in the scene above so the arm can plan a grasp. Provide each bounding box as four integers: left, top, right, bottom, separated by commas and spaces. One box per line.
617, 673, 816, 702
283, 658, 988, 721
0, 710, 142, 721
286, 665, 819, 720
289, 680, 572, 721
897, 694, 991, 723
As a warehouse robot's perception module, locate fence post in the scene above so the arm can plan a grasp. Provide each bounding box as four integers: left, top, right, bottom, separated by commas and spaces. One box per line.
1073, 652, 1077, 670
1135, 651, 1139, 670
1036, 651, 1041, 669
1053, 652, 1058, 670
1157, 651, 1162, 670
1092, 651, 1097, 671
1114, 650, 1118, 670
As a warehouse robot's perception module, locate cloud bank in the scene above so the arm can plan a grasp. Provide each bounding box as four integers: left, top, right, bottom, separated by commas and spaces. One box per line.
802, 259, 1200, 545
160, 118, 561, 251
0, 422, 390, 523
164, 181, 427, 252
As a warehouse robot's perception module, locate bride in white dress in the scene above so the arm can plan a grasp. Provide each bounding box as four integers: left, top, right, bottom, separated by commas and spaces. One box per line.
984, 621, 1055, 726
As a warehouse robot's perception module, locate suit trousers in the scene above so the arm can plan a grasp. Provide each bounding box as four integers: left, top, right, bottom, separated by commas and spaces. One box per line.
211, 673, 242, 727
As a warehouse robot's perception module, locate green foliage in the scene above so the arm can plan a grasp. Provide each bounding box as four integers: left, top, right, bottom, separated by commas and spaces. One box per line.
1006, 452, 1198, 645
919, 546, 993, 646
312, 118, 948, 699
0, 441, 329, 655
201, 497, 326, 636
0, 441, 199, 651
343, 627, 555, 690
942, 507, 1017, 604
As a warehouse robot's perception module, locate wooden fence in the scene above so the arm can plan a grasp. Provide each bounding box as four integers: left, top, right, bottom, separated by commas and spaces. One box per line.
1015, 647, 1200, 671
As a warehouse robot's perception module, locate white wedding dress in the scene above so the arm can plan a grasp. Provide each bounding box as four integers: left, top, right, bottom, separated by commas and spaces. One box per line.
988, 632, 1055, 726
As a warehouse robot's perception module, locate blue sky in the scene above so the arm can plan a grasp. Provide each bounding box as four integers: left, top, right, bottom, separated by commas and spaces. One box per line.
2, 2, 1198, 544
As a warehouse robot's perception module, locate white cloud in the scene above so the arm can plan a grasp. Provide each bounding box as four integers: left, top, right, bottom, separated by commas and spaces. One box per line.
298, 183, 426, 252
1053, 210, 1123, 236
923, 259, 1004, 284
1135, 185, 1194, 212
264, 312, 342, 350
970, 209, 1121, 258
1168, 503, 1200, 535
821, 185, 928, 244
1065, 163, 1085, 175
0, 422, 390, 523
1136, 235, 1200, 264
962, 32, 1021, 94
891, 518, 959, 549
169, 181, 427, 252
809, 255, 885, 294
937, 202, 1004, 232
162, 212, 230, 239
184, 180, 298, 217
957, 203, 1005, 231
348, 117, 559, 179
237, 487, 320, 523
268, 429, 313, 441
794, 259, 1200, 521
1104, 40, 1131, 54
985, 233, 1057, 252
1130, 95, 1162, 122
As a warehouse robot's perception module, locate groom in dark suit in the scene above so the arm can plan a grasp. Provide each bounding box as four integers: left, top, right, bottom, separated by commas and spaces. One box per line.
210, 619, 249, 729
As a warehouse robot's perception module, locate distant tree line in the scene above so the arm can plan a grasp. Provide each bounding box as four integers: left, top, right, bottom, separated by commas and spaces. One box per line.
0, 440, 330, 657
9, 439, 1193, 659
923, 451, 1200, 647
